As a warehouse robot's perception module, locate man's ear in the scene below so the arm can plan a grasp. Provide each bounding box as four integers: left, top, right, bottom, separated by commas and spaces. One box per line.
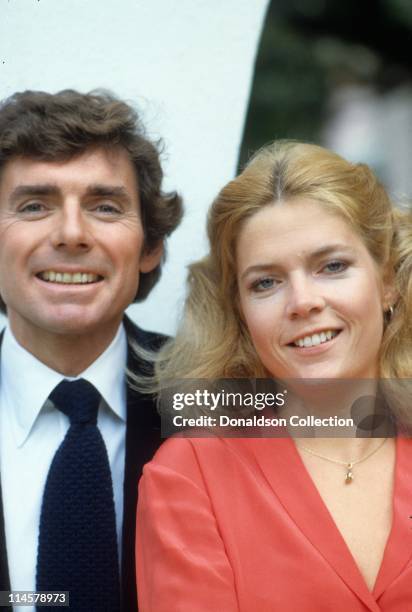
139, 241, 164, 273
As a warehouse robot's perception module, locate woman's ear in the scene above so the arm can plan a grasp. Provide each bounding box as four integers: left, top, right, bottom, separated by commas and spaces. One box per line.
382, 268, 399, 312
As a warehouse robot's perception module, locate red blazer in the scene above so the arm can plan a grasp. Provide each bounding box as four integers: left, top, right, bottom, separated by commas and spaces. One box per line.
136, 436, 412, 611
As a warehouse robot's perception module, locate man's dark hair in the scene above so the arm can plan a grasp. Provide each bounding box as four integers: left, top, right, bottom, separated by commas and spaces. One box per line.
0, 88, 183, 308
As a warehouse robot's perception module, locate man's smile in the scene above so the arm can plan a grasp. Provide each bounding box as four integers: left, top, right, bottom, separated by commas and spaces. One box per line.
36, 270, 103, 284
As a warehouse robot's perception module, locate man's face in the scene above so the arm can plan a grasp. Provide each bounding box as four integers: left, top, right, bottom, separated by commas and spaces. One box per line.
0, 147, 161, 348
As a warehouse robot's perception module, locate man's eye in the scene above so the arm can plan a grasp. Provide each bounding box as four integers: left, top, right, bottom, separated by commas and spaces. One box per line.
20, 202, 45, 213
95, 203, 121, 215
322, 260, 348, 274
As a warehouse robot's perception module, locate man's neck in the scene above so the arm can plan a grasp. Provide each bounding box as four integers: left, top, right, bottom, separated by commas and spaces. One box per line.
7, 319, 123, 376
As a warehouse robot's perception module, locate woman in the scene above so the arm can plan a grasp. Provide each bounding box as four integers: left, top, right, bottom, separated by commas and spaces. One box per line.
136, 141, 412, 611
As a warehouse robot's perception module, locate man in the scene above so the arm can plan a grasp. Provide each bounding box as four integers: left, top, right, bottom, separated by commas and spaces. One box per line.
0, 89, 182, 611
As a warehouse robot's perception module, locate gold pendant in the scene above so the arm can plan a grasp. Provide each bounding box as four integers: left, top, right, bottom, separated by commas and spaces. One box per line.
345, 463, 353, 484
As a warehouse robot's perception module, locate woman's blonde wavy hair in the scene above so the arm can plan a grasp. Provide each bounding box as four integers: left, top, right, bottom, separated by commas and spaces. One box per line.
153, 141, 412, 419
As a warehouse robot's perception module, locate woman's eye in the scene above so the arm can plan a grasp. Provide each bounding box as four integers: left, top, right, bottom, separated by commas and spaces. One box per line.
251, 277, 277, 292
322, 260, 347, 274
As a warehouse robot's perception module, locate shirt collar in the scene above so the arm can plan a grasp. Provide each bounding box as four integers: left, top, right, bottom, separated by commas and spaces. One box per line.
1, 323, 127, 447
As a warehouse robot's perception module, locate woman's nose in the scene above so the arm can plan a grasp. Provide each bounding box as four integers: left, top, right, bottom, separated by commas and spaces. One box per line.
285, 276, 326, 319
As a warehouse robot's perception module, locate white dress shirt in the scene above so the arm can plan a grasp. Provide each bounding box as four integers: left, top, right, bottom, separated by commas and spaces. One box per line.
0, 323, 127, 610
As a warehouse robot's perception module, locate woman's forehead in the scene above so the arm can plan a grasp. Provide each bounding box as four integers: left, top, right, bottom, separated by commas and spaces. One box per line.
235, 199, 374, 273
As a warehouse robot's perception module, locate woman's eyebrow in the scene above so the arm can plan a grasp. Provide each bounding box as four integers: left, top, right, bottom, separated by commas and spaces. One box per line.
239, 262, 283, 281
239, 244, 355, 281
308, 244, 355, 259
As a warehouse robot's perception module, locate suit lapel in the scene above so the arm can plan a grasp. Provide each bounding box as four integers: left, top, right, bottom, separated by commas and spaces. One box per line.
120, 317, 163, 612
0, 330, 12, 607
251, 437, 382, 612
0, 481, 11, 595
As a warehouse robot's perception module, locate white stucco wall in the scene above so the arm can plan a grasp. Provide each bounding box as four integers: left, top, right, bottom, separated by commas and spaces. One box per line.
0, 0, 269, 334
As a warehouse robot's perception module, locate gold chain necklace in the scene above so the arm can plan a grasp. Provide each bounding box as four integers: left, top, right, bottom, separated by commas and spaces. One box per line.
298, 438, 388, 484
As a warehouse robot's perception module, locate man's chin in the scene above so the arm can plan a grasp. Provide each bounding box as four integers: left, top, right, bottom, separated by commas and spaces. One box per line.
42, 314, 119, 337
20, 307, 119, 339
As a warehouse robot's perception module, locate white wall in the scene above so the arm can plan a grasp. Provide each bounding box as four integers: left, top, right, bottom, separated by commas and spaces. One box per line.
0, 0, 269, 334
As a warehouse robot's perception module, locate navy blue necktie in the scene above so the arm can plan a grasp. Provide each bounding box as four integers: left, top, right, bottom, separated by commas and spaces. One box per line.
36, 379, 121, 612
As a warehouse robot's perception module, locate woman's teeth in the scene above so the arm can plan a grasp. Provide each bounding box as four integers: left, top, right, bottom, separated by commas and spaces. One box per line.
39, 271, 100, 284
293, 330, 339, 348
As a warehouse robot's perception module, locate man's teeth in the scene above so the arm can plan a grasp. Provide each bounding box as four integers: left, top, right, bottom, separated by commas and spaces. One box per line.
39, 271, 100, 284
294, 330, 338, 348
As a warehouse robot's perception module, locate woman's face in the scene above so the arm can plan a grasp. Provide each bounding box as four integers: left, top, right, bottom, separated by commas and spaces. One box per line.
236, 199, 391, 380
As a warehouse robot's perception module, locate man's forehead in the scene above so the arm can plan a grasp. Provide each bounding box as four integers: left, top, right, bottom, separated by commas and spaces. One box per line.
0, 147, 139, 195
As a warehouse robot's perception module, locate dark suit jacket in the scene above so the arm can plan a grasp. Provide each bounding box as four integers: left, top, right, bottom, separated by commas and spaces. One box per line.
0, 316, 164, 612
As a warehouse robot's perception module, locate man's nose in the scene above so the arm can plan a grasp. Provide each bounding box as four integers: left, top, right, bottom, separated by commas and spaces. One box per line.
50, 204, 92, 251
285, 275, 326, 319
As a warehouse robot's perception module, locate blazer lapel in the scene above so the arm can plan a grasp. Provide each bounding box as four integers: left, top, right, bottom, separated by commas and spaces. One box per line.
0, 330, 12, 607
120, 317, 163, 612
251, 437, 382, 612
373, 436, 412, 599
0, 482, 11, 596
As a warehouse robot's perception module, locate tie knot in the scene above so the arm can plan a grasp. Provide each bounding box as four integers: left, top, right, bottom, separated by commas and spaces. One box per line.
49, 379, 101, 425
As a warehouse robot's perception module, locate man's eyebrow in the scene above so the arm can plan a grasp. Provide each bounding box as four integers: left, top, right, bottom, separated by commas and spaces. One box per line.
85, 184, 134, 204
8, 183, 135, 205
9, 184, 60, 204
240, 243, 355, 280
